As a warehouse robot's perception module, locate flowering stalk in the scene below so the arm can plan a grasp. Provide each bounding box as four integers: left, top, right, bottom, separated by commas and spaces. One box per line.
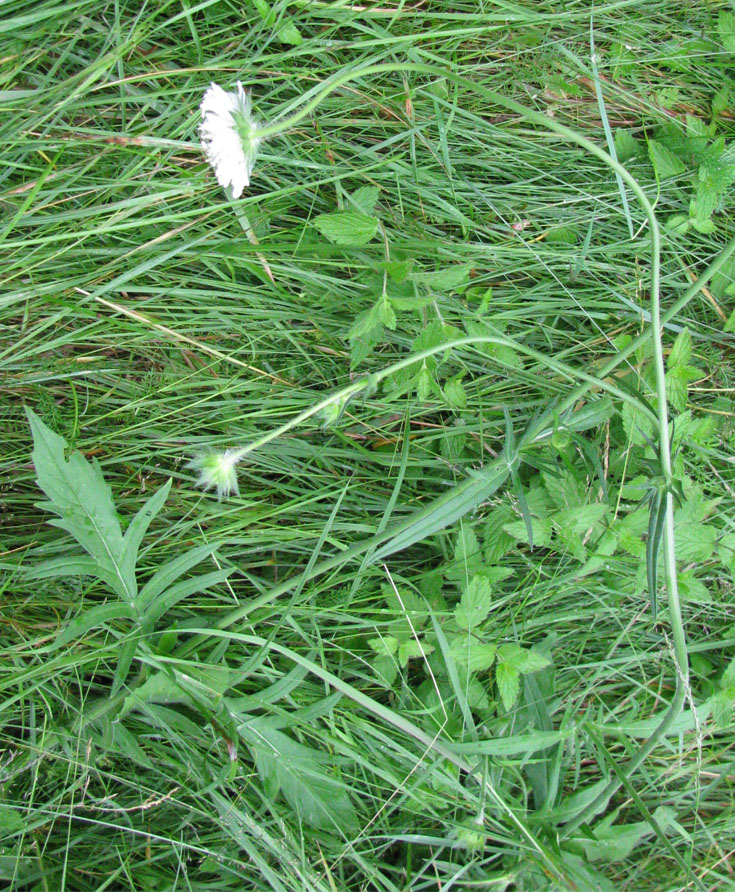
193, 61, 697, 831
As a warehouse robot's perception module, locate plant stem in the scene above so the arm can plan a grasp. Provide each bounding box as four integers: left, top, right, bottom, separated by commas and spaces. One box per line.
202, 60, 701, 830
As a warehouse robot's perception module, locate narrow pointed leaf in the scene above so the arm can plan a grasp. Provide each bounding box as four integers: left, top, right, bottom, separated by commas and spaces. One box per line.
112, 638, 139, 695
121, 479, 172, 586
144, 568, 234, 627
137, 543, 221, 610
53, 602, 133, 649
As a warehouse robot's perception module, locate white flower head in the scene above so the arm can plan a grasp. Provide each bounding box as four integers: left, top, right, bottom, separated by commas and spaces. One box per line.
200, 81, 261, 197
188, 449, 240, 499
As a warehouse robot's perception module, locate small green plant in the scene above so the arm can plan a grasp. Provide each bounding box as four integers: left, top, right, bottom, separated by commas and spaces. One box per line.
369, 569, 551, 716
25, 408, 233, 693
24, 408, 360, 834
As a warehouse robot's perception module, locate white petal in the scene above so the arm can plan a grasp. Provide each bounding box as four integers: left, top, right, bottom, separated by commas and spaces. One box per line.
199, 81, 261, 196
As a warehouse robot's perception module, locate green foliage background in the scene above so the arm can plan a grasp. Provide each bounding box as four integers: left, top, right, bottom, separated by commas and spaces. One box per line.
2, 0, 735, 889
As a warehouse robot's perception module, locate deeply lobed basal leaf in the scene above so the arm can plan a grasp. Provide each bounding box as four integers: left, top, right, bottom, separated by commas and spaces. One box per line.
26, 408, 134, 602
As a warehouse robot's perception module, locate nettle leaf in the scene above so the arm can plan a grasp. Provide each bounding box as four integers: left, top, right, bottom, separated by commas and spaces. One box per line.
382, 584, 429, 630
415, 264, 473, 292
454, 575, 492, 630
446, 525, 483, 584
674, 521, 716, 562
710, 690, 732, 729
554, 503, 609, 537
496, 662, 520, 710
484, 505, 516, 563
378, 258, 414, 283
372, 654, 398, 688
648, 139, 686, 179
377, 295, 397, 330
250, 726, 358, 833
313, 211, 378, 247
349, 185, 380, 215
614, 130, 638, 163
621, 400, 655, 448
398, 638, 432, 667
676, 571, 712, 604
464, 319, 522, 369
542, 470, 584, 511
26, 408, 134, 602
503, 517, 552, 549
668, 328, 692, 369
497, 643, 551, 675
449, 637, 496, 673
719, 10, 735, 53
443, 375, 467, 410
368, 635, 398, 657
722, 656, 735, 691
276, 21, 302, 45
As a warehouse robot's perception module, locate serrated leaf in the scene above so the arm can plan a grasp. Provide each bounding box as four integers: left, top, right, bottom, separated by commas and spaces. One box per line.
377, 296, 397, 330
464, 319, 522, 368
372, 653, 398, 687
416, 264, 473, 291
665, 214, 690, 235
718, 10, 735, 53
710, 690, 732, 729
676, 570, 712, 604
26, 408, 134, 602
417, 366, 439, 401
554, 503, 609, 536
454, 575, 492, 630
368, 635, 398, 656
713, 85, 731, 117
398, 638, 432, 667
449, 637, 496, 673
722, 656, 735, 691
675, 522, 716, 562
379, 258, 414, 283
648, 139, 686, 179
250, 726, 358, 833
276, 21, 302, 45
668, 328, 691, 369
621, 400, 655, 448
484, 506, 515, 563
347, 299, 383, 342
689, 202, 717, 233
614, 130, 638, 163
496, 662, 520, 710
443, 376, 467, 409
503, 517, 552, 548
350, 185, 380, 215
497, 643, 550, 674
313, 211, 378, 247
542, 470, 584, 510
446, 525, 483, 584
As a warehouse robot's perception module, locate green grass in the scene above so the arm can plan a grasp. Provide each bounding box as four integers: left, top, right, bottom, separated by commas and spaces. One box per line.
3, 0, 735, 889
